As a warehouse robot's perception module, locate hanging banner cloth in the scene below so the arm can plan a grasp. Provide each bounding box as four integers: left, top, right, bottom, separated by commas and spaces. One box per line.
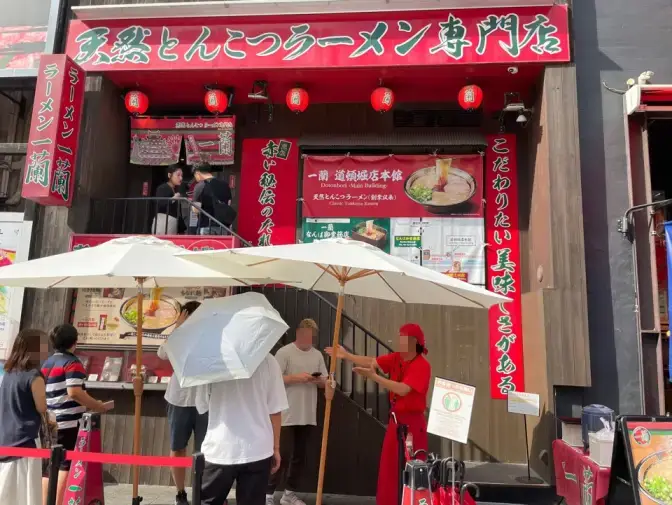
130, 117, 236, 166
665, 222, 672, 382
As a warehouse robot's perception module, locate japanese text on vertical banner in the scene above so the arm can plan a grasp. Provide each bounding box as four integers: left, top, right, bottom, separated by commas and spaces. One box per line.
22, 55, 85, 206
485, 134, 524, 399
238, 139, 299, 246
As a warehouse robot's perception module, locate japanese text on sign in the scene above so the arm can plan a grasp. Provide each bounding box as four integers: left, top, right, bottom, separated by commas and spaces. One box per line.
22, 55, 85, 207
65, 7, 570, 72
238, 139, 298, 247
486, 135, 525, 399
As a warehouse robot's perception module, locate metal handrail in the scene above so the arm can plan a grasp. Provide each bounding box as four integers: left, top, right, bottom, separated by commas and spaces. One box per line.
89, 196, 394, 423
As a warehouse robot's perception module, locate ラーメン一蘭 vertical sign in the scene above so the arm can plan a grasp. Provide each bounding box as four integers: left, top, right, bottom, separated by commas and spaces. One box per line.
22, 54, 85, 206
485, 134, 524, 399
238, 139, 299, 246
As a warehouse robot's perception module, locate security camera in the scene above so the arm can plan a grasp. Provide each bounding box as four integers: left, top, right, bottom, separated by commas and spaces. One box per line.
507, 66, 519, 75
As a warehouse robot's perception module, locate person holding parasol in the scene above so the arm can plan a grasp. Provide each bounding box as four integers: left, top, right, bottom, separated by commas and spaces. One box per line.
326, 323, 431, 505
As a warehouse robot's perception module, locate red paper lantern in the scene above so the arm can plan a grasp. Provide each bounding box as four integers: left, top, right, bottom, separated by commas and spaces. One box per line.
124, 91, 149, 115
457, 85, 484, 110
205, 89, 228, 114
371, 87, 394, 113
286, 88, 309, 113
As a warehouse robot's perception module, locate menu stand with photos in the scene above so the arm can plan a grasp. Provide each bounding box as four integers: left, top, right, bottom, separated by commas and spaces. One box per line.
507, 391, 544, 485
606, 415, 672, 505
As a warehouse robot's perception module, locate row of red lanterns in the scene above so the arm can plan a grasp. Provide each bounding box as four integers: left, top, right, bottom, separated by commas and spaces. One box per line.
288, 85, 484, 113
124, 84, 484, 115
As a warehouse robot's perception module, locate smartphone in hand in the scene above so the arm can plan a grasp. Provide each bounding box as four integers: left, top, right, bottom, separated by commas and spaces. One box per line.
311, 372, 322, 377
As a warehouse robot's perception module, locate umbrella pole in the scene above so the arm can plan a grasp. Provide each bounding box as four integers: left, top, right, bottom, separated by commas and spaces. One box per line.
132, 279, 145, 504
316, 282, 345, 505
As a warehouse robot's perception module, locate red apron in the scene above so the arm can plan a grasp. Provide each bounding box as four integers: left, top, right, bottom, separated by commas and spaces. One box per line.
377, 410, 428, 505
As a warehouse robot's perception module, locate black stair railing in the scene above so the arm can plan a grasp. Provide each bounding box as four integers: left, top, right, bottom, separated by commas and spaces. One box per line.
89, 197, 393, 425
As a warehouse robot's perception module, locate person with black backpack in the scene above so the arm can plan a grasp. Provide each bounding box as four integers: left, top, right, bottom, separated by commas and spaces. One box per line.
191, 163, 236, 235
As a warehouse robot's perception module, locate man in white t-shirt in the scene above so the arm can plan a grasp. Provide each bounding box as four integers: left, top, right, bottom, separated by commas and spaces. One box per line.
266, 319, 334, 505
197, 353, 288, 505
157, 301, 207, 505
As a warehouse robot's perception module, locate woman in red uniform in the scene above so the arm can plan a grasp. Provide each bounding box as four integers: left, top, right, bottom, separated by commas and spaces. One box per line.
326, 323, 431, 505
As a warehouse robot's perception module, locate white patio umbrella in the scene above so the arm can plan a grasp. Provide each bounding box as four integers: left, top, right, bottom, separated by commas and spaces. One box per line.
179, 238, 510, 505
0, 235, 277, 501
164, 292, 289, 387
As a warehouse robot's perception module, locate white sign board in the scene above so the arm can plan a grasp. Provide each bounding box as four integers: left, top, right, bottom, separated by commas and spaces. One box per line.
507, 391, 540, 417
427, 377, 476, 444
0, 214, 32, 359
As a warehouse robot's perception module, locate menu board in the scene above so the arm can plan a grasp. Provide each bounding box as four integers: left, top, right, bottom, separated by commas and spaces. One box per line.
627, 420, 672, 504
72, 287, 229, 347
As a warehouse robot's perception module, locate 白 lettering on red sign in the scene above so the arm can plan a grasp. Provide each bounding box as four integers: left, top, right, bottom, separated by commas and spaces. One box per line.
64, 6, 570, 73
485, 134, 524, 399
238, 139, 298, 246
22, 55, 85, 206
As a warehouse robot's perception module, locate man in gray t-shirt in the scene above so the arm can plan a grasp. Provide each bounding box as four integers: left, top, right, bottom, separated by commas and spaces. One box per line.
266, 319, 333, 505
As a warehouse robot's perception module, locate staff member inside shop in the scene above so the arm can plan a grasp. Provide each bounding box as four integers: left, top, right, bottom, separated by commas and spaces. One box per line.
326, 323, 431, 505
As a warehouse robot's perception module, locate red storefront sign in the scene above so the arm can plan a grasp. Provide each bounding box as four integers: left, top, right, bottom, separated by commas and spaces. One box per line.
130, 117, 235, 166
69, 234, 239, 251
22, 55, 85, 206
485, 134, 524, 399
65, 6, 569, 72
238, 139, 298, 246
303, 154, 483, 218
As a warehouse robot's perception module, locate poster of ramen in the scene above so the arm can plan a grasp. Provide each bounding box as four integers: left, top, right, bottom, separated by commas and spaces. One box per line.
72, 286, 229, 347
628, 421, 672, 504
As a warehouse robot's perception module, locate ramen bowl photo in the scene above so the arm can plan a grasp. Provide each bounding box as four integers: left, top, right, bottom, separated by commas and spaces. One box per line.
637, 449, 672, 504
119, 294, 181, 333
352, 220, 388, 250
404, 158, 477, 215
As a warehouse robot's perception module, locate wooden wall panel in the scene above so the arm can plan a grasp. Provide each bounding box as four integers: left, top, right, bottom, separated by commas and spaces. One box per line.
523, 66, 591, 388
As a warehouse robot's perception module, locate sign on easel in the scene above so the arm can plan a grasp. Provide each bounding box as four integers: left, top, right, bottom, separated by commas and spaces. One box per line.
507, 392, 540, 417
427, 377, 475, 444
607, 416, 672, 505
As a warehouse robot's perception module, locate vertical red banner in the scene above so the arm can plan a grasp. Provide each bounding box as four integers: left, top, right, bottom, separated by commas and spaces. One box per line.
485, 134, 524, 399
238, 138, 299, 246
22, 54, 85, 206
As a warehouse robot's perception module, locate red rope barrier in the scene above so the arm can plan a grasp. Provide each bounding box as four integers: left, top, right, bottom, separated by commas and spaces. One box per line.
0, 446, 192, 468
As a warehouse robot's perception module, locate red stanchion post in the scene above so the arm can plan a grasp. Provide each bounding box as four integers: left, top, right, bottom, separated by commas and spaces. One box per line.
191, 452, 205, 505
63, 413, 104, 505
46, 445, 66, 505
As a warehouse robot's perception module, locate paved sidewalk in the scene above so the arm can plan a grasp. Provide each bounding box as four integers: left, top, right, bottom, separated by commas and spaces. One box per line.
105, 484, 375, 505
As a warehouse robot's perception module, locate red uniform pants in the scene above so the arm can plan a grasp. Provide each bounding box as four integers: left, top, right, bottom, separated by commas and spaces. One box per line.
377, 411, 428, 505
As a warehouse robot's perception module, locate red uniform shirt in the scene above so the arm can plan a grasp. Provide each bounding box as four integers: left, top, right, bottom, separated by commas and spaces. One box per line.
376, 352, 431, 414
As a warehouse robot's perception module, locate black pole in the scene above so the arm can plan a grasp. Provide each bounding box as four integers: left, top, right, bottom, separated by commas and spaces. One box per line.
397, 424, 407, 505
524, 415, 531, 480
192, 452, 205, 505
45, 445, 65, 505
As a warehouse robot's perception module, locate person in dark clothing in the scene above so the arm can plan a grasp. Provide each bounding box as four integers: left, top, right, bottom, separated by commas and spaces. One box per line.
0, 329, 48, 505
191, 163, 233, 235
153, 165, 185, 235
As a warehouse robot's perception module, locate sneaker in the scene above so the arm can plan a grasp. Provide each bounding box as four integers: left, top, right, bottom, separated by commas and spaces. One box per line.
175, 490, 189, 505
280, 491, 306, 505
266, 494, 276, 505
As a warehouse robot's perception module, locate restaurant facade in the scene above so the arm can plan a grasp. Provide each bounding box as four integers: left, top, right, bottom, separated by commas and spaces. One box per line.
16, 0, 594, 496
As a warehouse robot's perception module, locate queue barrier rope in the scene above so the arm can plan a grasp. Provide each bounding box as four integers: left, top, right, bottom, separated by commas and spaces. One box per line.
0, 445, 193, 468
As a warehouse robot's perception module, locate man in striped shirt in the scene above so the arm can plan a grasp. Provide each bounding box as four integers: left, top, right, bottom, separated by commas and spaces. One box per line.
41, 324, 111, 505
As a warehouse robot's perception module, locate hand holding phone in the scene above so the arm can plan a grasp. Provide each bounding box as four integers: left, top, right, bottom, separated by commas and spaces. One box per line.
311, 372, 322, 377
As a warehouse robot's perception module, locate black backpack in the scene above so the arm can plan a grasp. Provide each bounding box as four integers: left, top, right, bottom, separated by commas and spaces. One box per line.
203, 179, 237, 227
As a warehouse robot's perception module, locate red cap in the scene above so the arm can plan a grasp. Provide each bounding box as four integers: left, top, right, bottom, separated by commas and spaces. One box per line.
399, 323, 427, 354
